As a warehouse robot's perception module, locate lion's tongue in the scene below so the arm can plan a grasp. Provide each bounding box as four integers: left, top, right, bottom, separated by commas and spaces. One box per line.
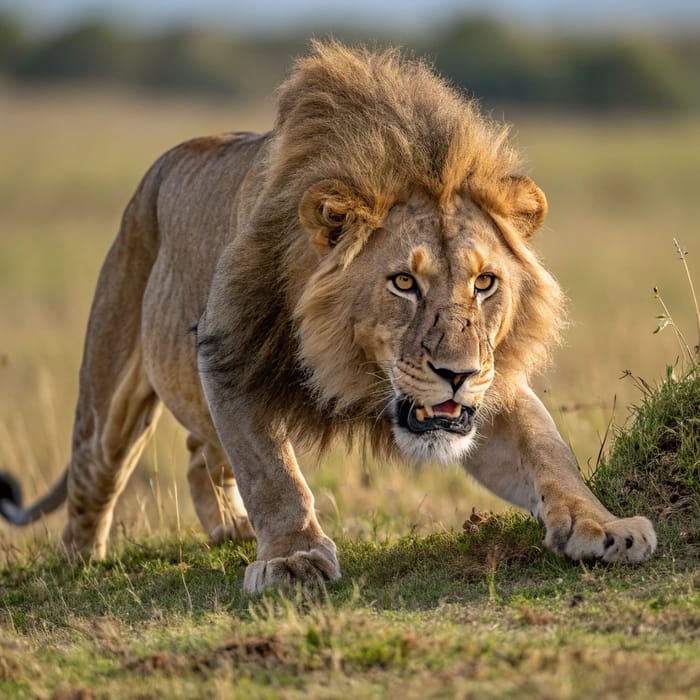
431, 399, 461, 418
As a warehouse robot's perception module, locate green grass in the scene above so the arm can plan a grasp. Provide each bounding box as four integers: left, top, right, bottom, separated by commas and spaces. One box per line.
1, 365, 699, 697
0, 523, 698, 697
592, 365, 700, 557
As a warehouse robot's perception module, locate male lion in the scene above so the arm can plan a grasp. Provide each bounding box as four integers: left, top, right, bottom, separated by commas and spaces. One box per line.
0, 42, 656, 592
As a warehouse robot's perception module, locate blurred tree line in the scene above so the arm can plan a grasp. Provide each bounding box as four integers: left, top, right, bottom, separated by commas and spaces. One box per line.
1, 13, 699, 112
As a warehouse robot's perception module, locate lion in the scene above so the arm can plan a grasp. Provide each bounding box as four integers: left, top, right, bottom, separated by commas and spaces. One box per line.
0, 42, 656, 592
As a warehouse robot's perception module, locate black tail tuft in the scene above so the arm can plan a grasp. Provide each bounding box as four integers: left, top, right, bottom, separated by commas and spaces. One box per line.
0, 471, 22, 510
0, 469, 67, 526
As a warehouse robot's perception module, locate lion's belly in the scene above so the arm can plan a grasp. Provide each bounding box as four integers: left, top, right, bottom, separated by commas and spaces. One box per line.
140, 248, 219, 444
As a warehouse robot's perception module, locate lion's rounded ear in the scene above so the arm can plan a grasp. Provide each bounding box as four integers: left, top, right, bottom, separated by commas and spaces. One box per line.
504, 175, 547, 237
299, 179, 364, 252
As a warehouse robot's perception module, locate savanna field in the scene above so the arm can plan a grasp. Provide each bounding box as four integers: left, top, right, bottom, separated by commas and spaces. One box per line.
0, 87, 698, 697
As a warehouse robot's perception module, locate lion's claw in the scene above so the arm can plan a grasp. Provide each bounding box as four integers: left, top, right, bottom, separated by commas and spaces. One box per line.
598, 517, 656, 563
544, 513, 656, 564
243, 546, 341, 595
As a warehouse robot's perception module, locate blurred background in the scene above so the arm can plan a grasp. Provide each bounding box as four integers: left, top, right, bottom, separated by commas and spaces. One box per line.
1, 0, 699, 552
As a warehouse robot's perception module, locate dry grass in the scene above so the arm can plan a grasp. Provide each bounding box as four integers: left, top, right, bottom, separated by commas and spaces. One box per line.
0, 86, 698, 552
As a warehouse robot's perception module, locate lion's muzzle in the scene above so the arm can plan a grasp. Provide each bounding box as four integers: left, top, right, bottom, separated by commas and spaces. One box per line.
396, 397, 476, 436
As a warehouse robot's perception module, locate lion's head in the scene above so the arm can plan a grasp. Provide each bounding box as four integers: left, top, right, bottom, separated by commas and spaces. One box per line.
295, 178, 558, 463
231, 42, 564, 463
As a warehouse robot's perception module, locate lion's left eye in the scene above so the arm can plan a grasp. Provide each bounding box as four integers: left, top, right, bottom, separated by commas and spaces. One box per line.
391, 273, 418, 294
474, 273, 497, 294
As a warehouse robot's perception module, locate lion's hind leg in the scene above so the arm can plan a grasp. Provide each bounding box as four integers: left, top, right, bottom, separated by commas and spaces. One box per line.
186, 434, 255, 543
63, 344, 162, 559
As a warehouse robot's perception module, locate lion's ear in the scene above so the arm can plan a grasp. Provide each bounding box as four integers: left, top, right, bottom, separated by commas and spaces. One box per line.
299, 179, 364, 252
503, 175, 547, 238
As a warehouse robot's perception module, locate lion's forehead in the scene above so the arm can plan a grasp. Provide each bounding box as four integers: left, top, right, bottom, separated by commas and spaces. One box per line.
386, 193, 501, 277
409, 245, 438, 276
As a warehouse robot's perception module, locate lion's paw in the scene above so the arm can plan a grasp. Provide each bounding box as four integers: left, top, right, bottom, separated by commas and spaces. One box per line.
544, 512, 657, 564
597, 516, 657, 563
243, 545, 341, 595
209, 516, 256, 544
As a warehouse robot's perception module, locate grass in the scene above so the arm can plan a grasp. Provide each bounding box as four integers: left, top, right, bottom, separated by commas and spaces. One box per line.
592, 367, 700, 555
0, 87, 699, 697
0, 503, 698, 697
1, 371, 698, 698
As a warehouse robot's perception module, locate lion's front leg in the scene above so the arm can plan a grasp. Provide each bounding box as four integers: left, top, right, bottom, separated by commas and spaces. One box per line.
210, 415, 338, 593
234, 432, 340, 595
463, 383, 656, 564
201, 405, 339, 594
197, 370, 339, 594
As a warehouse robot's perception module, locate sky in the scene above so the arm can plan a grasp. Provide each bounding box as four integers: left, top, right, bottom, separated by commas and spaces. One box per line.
5, 0, 700, 34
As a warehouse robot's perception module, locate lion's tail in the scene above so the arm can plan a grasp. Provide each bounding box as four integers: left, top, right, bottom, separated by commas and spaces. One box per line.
0, 470, 68, 525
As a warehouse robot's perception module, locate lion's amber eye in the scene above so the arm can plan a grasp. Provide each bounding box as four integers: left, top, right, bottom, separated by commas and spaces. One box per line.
391, 274, 417, 293
474, 273, 496, 293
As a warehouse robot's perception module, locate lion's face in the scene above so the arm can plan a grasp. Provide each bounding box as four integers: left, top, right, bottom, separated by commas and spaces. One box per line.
351, 192, 519, 463
296, 189, 524, 464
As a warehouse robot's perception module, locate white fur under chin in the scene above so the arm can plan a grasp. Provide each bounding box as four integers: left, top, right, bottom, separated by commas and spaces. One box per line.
392, 425, 478, 465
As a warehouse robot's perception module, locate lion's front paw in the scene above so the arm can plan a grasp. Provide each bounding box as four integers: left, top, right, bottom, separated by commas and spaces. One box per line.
243, 542, 341, 594
543, 508, 657, 564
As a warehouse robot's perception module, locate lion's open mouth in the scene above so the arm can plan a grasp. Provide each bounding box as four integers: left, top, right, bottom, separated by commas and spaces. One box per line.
396, 397, 475, 435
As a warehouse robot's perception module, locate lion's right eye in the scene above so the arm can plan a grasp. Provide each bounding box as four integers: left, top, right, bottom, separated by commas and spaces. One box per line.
474, 273, 497, 294
390, 274, 418, 294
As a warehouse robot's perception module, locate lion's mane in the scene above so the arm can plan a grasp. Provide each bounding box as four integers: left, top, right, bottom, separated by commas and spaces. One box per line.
198, 41, 565, 453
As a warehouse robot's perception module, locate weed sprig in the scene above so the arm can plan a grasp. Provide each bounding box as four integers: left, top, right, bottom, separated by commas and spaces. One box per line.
653, 239, 700, 365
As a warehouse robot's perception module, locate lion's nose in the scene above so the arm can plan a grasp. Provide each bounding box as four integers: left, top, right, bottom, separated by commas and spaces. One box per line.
428, 362, 478, 392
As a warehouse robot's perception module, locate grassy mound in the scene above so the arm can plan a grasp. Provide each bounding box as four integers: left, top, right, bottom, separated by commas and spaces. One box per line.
590, 365, 700, 561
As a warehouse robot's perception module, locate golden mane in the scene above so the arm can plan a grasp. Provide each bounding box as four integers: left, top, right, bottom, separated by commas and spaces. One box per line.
267, 40, 523, 221
204, 41, 564, 452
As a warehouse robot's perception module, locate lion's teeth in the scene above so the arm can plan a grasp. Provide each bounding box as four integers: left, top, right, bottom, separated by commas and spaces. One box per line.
414, 405, 438, 421
414, 403, 463, 421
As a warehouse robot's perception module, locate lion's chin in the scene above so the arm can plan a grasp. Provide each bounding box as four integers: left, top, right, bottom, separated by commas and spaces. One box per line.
392, 423, 477, 465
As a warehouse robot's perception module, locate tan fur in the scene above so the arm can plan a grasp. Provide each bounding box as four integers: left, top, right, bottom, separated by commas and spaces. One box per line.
0, 42, 656, 590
